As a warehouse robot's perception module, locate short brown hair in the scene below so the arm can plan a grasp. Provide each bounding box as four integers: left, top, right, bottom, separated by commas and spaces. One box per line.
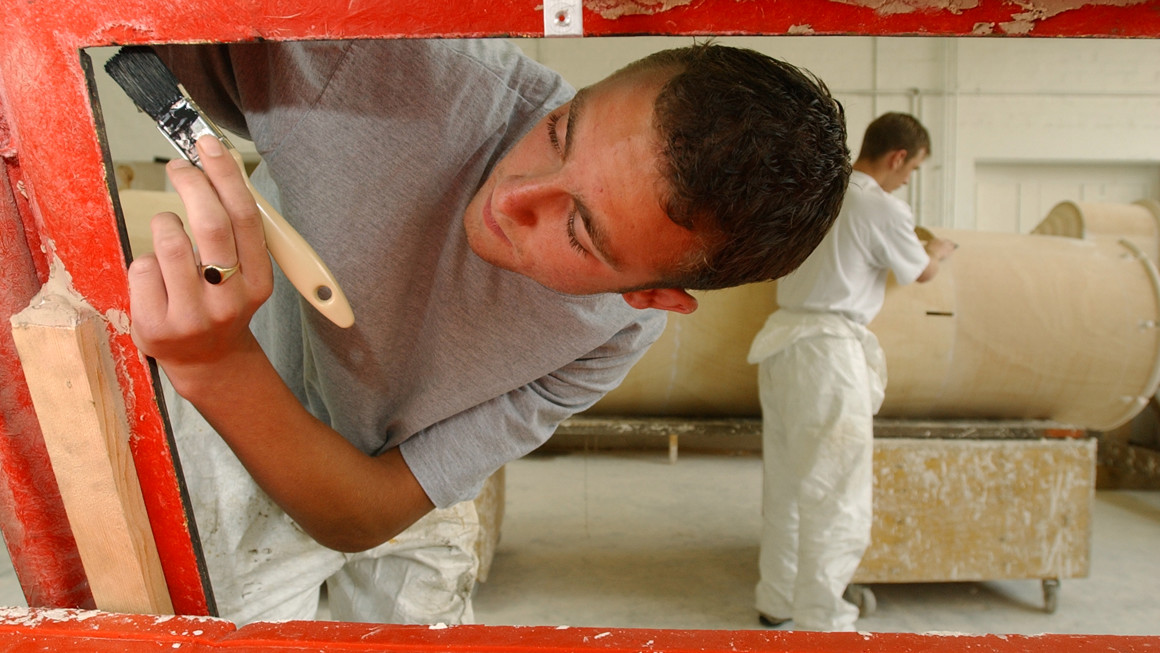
857, 112, 931, 163
618, 43, 851, 291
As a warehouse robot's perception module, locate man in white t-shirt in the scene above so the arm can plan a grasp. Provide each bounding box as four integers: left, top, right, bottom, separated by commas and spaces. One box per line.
748, 112, 956, 631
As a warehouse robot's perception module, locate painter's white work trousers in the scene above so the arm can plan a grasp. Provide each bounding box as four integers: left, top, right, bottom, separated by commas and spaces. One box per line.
163, 379, 479, 626
749, 311, 884, 632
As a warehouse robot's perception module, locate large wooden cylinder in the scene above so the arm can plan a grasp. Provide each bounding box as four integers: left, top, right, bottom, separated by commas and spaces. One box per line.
1032, 199, 1160, 261
587, 223, 1160, 432
586, 282, 776, 417
117, 189, 1160, 432
872, 228, 1160, 431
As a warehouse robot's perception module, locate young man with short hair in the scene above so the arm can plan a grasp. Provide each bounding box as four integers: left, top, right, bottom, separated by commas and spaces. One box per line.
749, 112, 956, 632
132, 39, 850, 625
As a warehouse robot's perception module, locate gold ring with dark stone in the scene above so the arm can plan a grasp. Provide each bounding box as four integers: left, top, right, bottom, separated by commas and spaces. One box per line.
199, 263, 241, 285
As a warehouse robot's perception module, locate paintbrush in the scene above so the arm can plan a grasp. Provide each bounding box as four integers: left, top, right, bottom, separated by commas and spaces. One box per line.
104, 46, 354, 328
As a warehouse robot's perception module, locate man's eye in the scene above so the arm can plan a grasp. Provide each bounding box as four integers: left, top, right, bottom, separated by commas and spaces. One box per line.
547, 113, 563, 155
566, 211, 588, 257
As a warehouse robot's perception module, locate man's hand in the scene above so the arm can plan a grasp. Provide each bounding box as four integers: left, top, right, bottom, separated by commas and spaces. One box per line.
126, 136, 434, 551
915, 233, 956, 283
128, 135, 273, 399
925, 235, 957, 262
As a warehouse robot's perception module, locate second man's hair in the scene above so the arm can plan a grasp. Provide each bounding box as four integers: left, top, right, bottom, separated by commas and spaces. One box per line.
857, 112, 931, 163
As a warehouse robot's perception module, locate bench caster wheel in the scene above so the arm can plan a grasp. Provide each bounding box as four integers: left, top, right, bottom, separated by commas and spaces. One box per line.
844, 583, 877, 618
1042, 578, 1060, 614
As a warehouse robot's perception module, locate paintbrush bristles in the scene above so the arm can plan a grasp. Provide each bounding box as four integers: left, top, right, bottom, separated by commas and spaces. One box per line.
104, 46, 184, 121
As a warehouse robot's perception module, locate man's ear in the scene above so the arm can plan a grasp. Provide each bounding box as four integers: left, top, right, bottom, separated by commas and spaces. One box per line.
888, 149, 910, 170
621, 288, 698, 314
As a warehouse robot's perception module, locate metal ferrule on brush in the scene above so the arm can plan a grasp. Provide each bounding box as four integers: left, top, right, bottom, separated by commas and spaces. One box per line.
155, 93, 234, 168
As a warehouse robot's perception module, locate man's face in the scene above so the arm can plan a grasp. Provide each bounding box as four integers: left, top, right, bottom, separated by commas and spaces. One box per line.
881, 149, 927, 193
463, 71, 698, 297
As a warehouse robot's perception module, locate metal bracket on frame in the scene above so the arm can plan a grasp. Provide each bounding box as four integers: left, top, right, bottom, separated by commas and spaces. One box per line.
543, 0, 582, 36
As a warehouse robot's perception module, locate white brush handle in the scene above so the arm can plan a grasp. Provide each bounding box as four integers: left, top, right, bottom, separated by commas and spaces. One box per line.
228, 148, 355, 328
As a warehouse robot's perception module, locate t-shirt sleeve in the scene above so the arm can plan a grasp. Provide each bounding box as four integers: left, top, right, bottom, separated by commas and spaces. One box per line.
398, 313, 665, 508
872, 197, 930, 286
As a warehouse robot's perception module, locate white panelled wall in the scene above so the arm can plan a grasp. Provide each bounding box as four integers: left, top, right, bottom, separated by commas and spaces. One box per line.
93, 36, 1160, 235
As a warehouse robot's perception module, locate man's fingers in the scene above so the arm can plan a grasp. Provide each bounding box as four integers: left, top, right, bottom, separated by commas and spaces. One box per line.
194, 136, 270, 280
147, 210, 202, 301
167, 155, 239, 277
128, 143, 275, 369
127, 252, 169, 346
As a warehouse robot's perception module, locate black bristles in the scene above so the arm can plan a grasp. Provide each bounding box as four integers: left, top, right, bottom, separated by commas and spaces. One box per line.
104, 46, 184, 121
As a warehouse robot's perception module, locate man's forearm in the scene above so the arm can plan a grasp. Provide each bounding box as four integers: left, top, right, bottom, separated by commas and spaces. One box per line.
129, 140, 434, 552
916, 236, 956, 283
174, 340, 433, 552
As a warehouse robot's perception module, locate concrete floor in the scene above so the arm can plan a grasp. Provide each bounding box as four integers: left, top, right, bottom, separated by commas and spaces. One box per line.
0, 450, 1157, 636
473, 450, 1160, 636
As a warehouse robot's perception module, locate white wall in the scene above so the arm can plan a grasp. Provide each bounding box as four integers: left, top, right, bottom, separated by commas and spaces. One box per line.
516, 36, 1160, 233
92, 36, 1160, 233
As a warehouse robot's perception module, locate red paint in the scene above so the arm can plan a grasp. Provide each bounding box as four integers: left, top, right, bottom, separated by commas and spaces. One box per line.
0, 0, 1158, 649
1, 607, 1159, 652
0, 17, 213, 617
583, 0, 1160, 38
0, 607, 234, 652
0, 142, 94, 609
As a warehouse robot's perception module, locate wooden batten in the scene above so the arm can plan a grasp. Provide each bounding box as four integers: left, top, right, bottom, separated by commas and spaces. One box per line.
9, 288, 173, 615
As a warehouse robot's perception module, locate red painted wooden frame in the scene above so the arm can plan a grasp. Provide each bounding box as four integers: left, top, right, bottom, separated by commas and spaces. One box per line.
2, 607, 1160, 653
2, 0, 1159, 649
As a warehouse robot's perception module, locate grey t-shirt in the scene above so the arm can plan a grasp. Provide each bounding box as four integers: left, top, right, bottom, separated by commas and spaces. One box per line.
159, 39, 665, 507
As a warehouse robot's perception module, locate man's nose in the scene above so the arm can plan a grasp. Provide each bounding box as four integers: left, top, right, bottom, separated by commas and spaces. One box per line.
493, 175, 566, 226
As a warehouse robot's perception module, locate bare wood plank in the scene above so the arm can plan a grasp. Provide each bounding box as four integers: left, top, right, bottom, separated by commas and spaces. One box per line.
555, 415, 1081, 441
10, 290, 173, 614
558, 415, 762, 438
872, 418, 1085, 440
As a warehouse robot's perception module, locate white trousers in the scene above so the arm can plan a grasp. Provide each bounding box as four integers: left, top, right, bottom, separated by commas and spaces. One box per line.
164, 380, 479, 626
754, 334, 875, 631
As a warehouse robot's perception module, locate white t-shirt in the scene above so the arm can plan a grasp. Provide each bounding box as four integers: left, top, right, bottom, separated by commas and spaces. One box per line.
776, 170, 930, 325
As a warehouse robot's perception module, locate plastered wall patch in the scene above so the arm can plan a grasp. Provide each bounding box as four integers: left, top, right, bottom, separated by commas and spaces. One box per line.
833, 0, 1147, 24
1004, 0, 1151, 33
589, 0, 696, 19
832, 0, 979, 15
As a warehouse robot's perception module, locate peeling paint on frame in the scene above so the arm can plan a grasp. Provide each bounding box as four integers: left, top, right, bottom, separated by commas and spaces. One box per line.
2, 0, 1160, 648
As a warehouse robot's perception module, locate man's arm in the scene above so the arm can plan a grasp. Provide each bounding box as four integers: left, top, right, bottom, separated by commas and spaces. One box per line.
129, 136, 433, 553
399, 312, 663, 509
915, 235, 957, 283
